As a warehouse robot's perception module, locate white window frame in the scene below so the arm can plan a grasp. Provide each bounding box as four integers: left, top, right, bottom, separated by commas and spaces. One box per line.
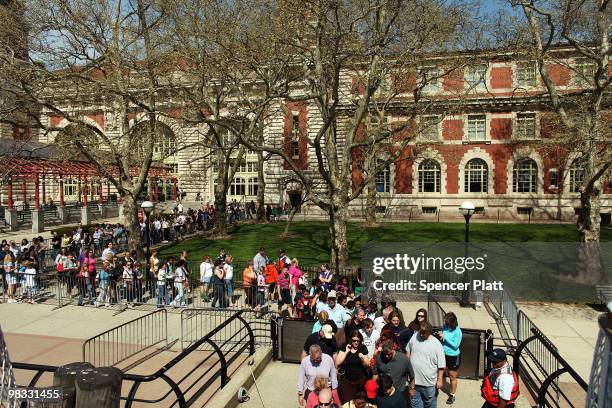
574, 59, 595, 87
515, 61, 537, 87
375, 164, 391, 194
512, 158, 538, 193
418, 159, 441, 193
419, 115, 441, 142
419, 65, 440, 94
466, 115, 487, 141
569, 160, 586, 193
64, 179, 79, 200
465, 64, 488, 91
515, 113, 537, 140
464, 158, 488, 193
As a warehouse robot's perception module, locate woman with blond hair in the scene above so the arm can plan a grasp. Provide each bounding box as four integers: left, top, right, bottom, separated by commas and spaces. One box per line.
288, 257, 303, 298
224, 255, 235, 307
312, 310, 330, 333
306, 376, 341, 408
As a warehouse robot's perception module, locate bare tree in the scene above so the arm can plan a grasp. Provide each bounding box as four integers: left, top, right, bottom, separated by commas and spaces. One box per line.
509, 0, 611, 242
238, 0, 476, 271
1, 0, 177, 256
162, 0, 293, 236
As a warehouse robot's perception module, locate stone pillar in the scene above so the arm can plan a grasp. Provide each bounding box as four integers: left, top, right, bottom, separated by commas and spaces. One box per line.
32, 209, 44, 233
58, 206, 69, 223
81, 206, 90, 225
98, 203, 106, 218
5, 209, 18, 231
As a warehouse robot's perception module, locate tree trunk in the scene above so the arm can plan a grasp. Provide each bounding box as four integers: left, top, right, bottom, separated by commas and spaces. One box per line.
574, 187, 603, 284
122, 193, 144, 259
256, 150, 267, 223
281, 206, 299, 237
329, 205, 349, 274
214, 186, 228, 237
364, 174, 378, 227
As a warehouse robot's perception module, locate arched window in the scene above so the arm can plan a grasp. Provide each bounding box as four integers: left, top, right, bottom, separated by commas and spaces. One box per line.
418, 160, 441, 193
230, 177, 246, 196
464, 158, 488, 193
569, 159, 586, 193
247, 177, 258, 196
513, 158, 538, 193
375, 165, 391, 193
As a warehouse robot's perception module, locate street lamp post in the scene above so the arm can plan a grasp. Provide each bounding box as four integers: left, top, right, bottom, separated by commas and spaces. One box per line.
141, 200, 155, 257
459, 201, 475, 307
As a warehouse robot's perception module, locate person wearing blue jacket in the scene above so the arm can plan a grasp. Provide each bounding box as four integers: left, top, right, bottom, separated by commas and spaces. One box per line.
436, 312, 462, 405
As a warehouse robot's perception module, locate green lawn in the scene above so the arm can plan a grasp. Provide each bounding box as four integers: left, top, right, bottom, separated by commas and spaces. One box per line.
160, 221, 612, 266
160, 221, 611, 303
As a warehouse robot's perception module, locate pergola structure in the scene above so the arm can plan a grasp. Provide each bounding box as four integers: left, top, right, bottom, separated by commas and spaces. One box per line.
3, 156, 177, 211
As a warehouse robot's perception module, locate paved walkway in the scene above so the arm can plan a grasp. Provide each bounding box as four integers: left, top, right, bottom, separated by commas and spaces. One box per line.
0, 216, 122, 242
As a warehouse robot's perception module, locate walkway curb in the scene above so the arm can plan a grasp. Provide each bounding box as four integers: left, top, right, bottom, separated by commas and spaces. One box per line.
205, 347, 273, 408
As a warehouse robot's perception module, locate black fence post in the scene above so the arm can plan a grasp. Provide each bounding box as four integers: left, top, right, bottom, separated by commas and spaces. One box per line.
271, 316, 278, 361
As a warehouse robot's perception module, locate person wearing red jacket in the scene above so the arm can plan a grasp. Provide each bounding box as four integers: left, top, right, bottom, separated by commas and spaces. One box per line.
265, 261, 279, 302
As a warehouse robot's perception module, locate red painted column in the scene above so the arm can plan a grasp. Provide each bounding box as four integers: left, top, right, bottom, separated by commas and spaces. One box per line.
90, 180, 94, 202
172, 178, 177, 200
7, 179, 14, 210
59, 177, 65, 207
22, 179, 26, 204
148, 176, 153, 200
77, 177, 82, 203
42, 175, 46, 205
99, 180, 104, 204
34, 176, 40, 209
83, 178, 88, 208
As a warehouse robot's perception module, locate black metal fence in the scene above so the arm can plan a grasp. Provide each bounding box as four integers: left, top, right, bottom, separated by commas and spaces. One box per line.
82, 309, 168, 367
11, 310, 261, 408
487, 271, 588, 408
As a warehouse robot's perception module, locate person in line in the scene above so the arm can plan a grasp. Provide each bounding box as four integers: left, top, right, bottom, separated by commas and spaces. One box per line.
437, 312, 462, 405
481, 349, 519, 408
149, 249, 160, 300
297, 344, 338, 407
242, 260, 257, 309
289, 257, 303, 299
156, 262, 169, 307
325, 291, 351, 334
253, 247, 268, 277
407, 321, 446, 408
318, 264, 334, 291
255, 266, 267, 316
224, 255, 235, 307
265, 259, 279, 302
122, 260, 135, 308
3, 243, 17, 303
306, 376, 341, 408
359, 318, 380, 360
277, 266, 294, 317
334, 330, 370, 404
372, 339, 414, 399
171, 259, 188, 307
375, 373, 407, 408
95, 260, 112, 307
313, 310, 330, 334
303, 324, 338, 360
211, 260, 227, 308
345, 307, 366, 334
312, 388, 340, 408
199, 255, 214, 302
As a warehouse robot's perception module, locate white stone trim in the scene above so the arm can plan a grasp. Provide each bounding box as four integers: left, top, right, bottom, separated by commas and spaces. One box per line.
412, 148, 447, 194
505, 147, 545, 195
458, 147, 495, 194
52, 116, 105, 141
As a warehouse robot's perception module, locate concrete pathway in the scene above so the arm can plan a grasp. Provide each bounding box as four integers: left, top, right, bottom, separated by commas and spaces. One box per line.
0, 216, 122, 242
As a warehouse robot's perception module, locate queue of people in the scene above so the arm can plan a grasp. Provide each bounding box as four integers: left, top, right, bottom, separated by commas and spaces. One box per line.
297, 295, 518, 408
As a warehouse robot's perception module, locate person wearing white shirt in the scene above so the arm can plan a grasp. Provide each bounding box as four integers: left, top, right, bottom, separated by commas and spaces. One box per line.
170, 260, 187, 307
199, 256, 214, 302
374, 307, 393, 332
101, 242, 116, 261
359, 318, 381, 359
224, 256, 235, 307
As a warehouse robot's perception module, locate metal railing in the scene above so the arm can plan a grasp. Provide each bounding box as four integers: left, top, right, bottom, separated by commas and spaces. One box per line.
515, 326, 588, 408
427, 293, 446, 328
180, 308, 277, 351
0, 325, 23, 408
82, 309, 168, 367
10, 310, 259, 408
586, 313, 612, 408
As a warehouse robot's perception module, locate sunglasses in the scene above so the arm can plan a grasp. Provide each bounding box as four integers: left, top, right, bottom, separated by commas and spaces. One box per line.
319, 402, 332, 407
351, 338, 361, 342
417, 314, 425, 318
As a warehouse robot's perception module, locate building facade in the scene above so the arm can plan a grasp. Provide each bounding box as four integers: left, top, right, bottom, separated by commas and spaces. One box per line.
4, 49, 611, 223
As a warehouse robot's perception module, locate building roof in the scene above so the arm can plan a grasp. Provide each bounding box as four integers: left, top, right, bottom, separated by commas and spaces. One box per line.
0, 138, 173, 178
